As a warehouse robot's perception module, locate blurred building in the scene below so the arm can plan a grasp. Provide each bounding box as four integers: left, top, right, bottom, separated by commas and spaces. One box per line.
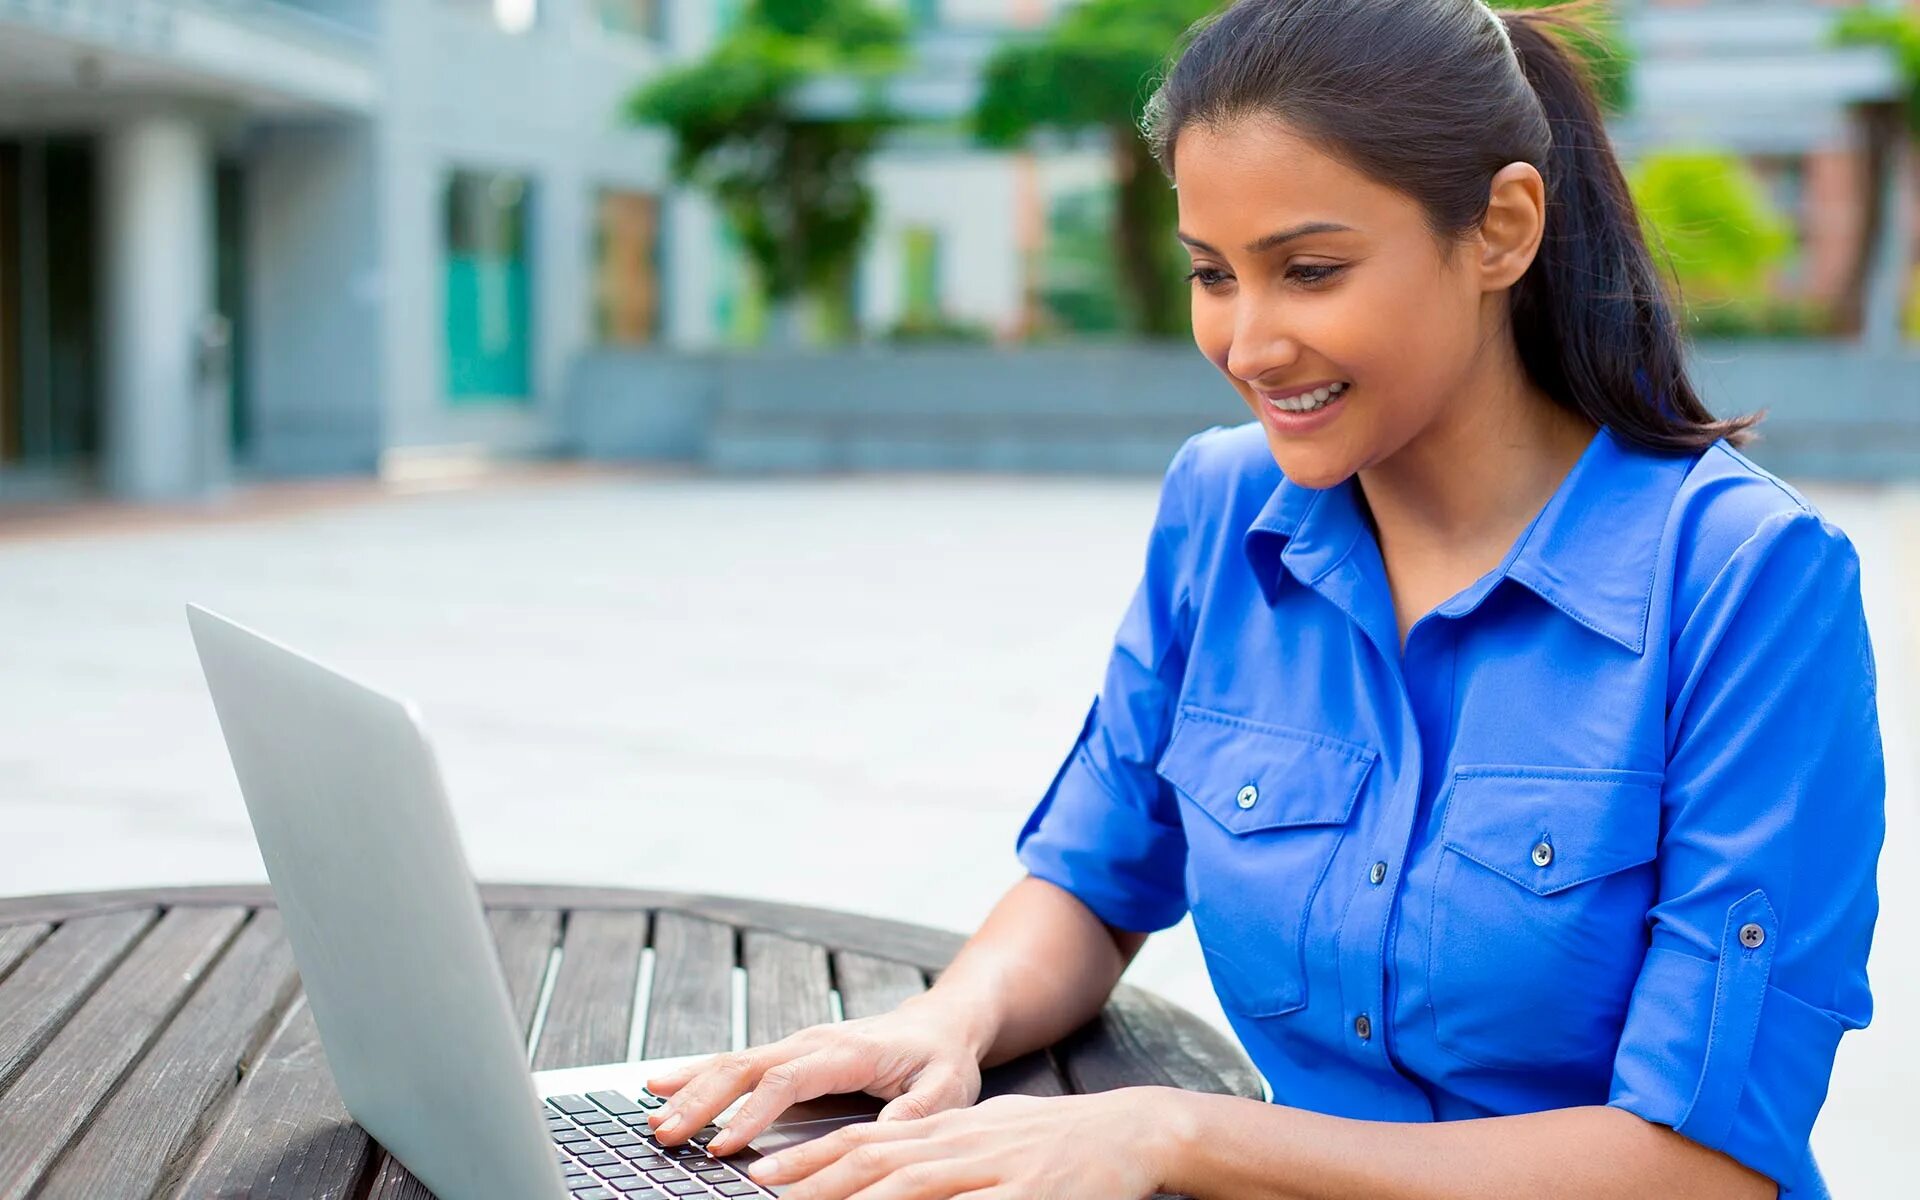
0, 0, 1913, 502
0, 0, 695, 501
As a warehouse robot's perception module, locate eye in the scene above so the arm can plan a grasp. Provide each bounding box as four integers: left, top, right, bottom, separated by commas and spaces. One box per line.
1287, 263, 1345, 285
1185, 266, 1231, 290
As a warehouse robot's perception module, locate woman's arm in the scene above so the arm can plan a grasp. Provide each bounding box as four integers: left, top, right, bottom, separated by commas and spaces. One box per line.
921, 874, 1147, 1070
1154, 1092, 1775, 1199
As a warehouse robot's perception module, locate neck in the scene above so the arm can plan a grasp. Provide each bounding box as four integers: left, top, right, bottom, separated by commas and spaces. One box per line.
1355, 345, 1597, 559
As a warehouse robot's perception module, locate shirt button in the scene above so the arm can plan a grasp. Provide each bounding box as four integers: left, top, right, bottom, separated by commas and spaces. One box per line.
1369, 862, 1387, 885
1740, 923, 1767, 949
1236, 784, 1259, 809
1354, 1014, 1372, 1041
1531, 841, 1554, 868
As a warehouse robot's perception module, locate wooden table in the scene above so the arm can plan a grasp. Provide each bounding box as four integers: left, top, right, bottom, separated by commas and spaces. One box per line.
0, 885, 1260, 1199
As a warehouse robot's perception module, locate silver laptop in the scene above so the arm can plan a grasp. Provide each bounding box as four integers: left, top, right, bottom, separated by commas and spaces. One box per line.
186, 604, 881, 1200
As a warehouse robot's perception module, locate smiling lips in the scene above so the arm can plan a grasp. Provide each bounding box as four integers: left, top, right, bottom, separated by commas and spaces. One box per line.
1260, 380, 1351, 413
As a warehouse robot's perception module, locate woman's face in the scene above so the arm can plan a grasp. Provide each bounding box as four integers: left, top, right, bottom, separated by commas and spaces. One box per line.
1172, 115, 1495, 489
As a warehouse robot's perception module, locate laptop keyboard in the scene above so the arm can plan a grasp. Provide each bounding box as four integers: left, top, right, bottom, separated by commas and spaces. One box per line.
545, 1088, 774, 1198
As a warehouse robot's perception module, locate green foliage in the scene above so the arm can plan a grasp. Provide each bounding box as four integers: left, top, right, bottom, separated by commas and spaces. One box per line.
971, 0, 1218, 148
1499, 0, 1633, 116
1629, 150, 1807, 338
626, 0, 907, 320
1832, 8, 1920, 133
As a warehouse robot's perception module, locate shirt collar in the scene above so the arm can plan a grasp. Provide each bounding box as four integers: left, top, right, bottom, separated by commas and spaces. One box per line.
1242, 425, 1695, 656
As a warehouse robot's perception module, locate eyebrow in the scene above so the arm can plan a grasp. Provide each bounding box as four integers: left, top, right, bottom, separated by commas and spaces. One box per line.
1176, 221, 1357, 255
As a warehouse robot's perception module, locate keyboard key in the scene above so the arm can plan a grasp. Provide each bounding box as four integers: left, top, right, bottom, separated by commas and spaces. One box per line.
715, 1184, 764, 1197
578, 1152, 620, 1168
571, 1189, 613, 1200
615, 1144, 659, 1161
608, 1182, 663, 1196
550, 1095, 600, 1115
589, 1090, 646, 1116
583, 1121, 624, 1136
552, 1130, 590, 1144
695, 1167, 734, 1183
601, 1132, 643, 1148
661, 1183, 706, 1197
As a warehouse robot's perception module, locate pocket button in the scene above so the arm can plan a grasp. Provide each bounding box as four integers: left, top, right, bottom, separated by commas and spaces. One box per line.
1531, 841, 1554, 868
1236, 784, 1259, 809
1740, 923, 1766, 949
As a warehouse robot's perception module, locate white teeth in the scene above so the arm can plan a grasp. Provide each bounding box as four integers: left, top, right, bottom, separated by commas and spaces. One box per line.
1269, 382, 1349, 413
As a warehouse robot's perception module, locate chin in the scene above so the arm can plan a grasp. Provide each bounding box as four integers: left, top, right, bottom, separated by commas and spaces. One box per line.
1263, 439, 1356, 490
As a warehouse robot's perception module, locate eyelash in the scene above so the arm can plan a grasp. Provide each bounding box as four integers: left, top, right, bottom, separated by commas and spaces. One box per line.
1185, 264, 1344, 290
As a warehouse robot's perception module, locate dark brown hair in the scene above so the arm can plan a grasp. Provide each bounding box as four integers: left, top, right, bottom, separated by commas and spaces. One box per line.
1143, 0, 1759, 452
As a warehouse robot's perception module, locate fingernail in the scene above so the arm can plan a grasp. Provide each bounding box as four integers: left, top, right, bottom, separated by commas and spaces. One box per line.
657, 1113, 683, 1135
749, 1156, 780, 1179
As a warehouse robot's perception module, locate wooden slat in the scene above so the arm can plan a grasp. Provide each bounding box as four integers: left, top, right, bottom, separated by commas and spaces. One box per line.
979, 1051, 1069, 1100
642, 911, 733, 1058
486, 909, 562, 1048
38, 910, 301, 1198
0, 923, 48, 987
364, 1156, 435, 1200
0, 909, 156, 1096
0, 906, 247, 1200
743, 931, 831, 1046
0, 886, 971, 976
831, 951, 926, 1020
1056, 984, 1262, 1099
531, 911, 648, 1071
170, 1002, 375, 1200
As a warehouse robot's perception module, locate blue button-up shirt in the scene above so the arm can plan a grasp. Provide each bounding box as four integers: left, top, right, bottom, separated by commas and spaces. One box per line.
1016, 422, 1883, 1198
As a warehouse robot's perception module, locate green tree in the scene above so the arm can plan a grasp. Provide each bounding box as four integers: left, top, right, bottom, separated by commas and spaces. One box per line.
1629, 150, 1800, 336
974, 0, 1218, 339
972, 0, 1633, 341
626, 0, 907, 342
1830, 9, 1920, 338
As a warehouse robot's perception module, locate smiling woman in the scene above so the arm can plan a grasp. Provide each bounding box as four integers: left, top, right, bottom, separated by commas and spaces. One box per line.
639, 4, 1885, 1199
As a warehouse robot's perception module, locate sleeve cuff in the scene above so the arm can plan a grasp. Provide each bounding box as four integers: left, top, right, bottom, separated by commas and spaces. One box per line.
1609, 894, 1847, 1194
1015, 703, 1189, 934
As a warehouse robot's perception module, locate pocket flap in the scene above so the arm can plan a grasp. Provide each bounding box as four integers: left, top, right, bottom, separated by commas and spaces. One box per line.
1157, 705, 1376, 835
1441, 767, 1663, 896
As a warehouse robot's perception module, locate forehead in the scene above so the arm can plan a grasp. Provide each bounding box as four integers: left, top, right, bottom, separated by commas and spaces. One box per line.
1172, 115, 1412, 238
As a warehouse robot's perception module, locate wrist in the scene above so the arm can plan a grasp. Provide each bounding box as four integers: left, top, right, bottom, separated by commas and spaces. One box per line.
1138, 1086, 1212, 1192
900, 985, 1002, 1064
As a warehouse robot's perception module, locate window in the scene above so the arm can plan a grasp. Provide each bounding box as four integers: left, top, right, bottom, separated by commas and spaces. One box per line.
442, 0, 539, 34
594, 0, 664, 40
443, 170, 534, 404
595, 190, 662, 345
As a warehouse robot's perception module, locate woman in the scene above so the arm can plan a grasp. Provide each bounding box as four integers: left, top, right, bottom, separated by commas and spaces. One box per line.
646, 1, 1885, 1196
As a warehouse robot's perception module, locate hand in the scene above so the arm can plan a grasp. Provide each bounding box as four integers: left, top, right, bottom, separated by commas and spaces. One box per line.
743, 1089, 1172, 1200
644, 995, 989, 1156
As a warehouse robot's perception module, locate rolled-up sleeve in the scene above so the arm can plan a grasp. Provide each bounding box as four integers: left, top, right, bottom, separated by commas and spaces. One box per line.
1014, 435, 1201, 934
1608, 509, 1885, 1196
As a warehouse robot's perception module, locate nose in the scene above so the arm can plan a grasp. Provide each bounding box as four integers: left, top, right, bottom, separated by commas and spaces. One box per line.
1223, 299, 1302, 387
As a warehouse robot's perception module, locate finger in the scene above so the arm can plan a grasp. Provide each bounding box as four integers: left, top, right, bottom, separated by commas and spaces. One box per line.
747, 1117, 922, 1188
875, 1067, 971, 1123
647, 1050, 773, 1141
706, 1047, 880, 1156
643, 1054, 720, 1097
837, 1160, 994, 1200
766, 1136, 946, 1200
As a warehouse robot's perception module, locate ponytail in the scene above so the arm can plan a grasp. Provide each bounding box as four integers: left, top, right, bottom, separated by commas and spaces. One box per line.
1500, 7, 1758, 450
1144, 0, 1759, 453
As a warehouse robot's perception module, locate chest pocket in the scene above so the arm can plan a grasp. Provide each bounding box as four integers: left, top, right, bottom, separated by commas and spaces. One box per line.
1156, 704, 1376, 1018
1427, 766, 1662, 1069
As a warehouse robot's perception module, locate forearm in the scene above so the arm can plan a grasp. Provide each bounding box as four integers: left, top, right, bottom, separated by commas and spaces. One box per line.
1151, 1092, 1773, 1200
911, 875, 1141, 1068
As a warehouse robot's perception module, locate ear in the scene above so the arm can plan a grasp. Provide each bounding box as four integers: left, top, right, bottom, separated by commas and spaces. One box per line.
1475, 162, 1546, 292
